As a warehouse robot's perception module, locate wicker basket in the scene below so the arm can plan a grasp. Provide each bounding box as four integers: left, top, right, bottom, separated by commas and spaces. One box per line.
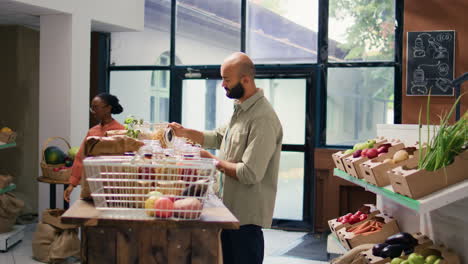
40, 137, 72, 182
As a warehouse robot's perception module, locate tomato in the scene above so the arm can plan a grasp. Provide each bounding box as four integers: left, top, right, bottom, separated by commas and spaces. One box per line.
154, 197, 174, 218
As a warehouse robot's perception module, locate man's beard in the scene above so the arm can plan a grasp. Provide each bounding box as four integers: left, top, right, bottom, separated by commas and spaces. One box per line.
225, 82, 245, 99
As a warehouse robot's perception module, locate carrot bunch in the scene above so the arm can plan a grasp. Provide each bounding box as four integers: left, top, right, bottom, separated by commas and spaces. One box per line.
346, 220, 384, 236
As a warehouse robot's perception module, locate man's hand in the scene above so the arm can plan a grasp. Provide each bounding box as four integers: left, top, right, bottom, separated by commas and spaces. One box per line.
168, 122, 186, 137
168, 122, 204, 145
200, 149, 216, 159
200, 149, 238, 180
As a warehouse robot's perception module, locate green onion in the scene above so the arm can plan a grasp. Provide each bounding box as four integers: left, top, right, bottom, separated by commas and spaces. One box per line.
418, 94, 467, 171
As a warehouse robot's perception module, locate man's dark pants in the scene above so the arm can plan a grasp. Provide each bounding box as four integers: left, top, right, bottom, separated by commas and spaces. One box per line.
221, 224, 264, 264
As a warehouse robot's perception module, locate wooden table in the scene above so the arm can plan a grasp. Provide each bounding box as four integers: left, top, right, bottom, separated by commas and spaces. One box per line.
62, 196, 239, 264
37, 176, 69, 209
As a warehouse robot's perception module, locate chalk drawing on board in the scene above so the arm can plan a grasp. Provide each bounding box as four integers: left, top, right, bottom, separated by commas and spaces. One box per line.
407, 30, 455, 96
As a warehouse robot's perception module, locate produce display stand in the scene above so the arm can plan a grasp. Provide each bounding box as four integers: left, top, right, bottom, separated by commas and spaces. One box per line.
327, 124, 468, 263
0, 142, 16, 150
61, 195, 239, 264
37, 176, 69, 209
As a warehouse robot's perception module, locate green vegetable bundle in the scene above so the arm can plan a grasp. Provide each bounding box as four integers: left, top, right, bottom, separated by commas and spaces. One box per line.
124, 116, 144, 139
418, 95, 468, 171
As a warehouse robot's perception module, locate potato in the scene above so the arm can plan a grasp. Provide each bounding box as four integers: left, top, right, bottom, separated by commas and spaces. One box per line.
383, 158, 395, 164
393, 150, 409, 163
173, 197, 202, 219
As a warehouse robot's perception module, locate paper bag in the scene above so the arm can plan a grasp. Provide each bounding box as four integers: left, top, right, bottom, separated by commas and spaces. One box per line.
84, 135, 144, 156
0, 192, 25, 233
32, 222, 80, 263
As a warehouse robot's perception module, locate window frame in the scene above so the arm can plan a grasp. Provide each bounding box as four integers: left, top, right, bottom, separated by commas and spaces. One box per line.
103, 0, 404, 230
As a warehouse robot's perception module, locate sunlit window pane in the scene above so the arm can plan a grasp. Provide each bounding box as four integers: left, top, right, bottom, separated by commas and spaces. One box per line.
326, 67, 394, 146
247, 0, 318, 64
329, 0, 396, 62
109, 71, 170, 124
175, 0, 241, 65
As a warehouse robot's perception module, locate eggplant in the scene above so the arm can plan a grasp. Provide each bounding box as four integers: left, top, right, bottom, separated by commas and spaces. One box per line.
403, 247, 414, 255
372, 243, 389, 257
380, 244, 404, 258
385, 232, 418, 246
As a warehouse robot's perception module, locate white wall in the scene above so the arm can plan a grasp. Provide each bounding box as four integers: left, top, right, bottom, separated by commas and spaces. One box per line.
34, 0, 144, 217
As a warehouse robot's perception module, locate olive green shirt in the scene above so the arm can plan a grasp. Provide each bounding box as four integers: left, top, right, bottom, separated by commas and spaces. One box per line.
203, 89, 283, 228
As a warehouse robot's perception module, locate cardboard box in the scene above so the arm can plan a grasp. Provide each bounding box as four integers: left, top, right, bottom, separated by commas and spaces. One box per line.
360, 232, 433, 264
42, 209, 78, 230
328, 204, 380, 235
343, 139, 402, 179
415, 244, 461, 264
332, 137, 388, 173
336, 213, 400, 250
360, 145, 420, 187
332, 151, 353, 173
0, 131, 16, 144
389, 150, 467, 199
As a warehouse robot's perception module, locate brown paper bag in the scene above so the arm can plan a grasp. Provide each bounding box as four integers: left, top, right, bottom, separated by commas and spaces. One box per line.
0, 192, 25, 233
32, 222, 80, 263
49, 229, 80, 261
84, 135, 144, 156
0, 174, 13, 189
32, 223, 57, 263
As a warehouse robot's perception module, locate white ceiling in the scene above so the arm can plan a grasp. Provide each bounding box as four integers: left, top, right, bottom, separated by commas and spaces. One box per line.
0, 0, 65, 29
0, 0, 132, 32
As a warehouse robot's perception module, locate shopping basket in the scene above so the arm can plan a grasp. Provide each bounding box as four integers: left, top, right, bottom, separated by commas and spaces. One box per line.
83, 156, 216, 220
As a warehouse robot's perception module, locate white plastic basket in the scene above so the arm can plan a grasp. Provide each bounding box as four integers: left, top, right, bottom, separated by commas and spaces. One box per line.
83, 156, 216, 220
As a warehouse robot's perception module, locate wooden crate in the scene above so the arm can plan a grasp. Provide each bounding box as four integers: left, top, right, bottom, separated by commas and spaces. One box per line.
389, 150, 467, 199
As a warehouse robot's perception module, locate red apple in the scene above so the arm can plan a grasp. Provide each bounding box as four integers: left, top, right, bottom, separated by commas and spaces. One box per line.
353, 150, 362, 158
361, 149, 369, 157
354, 211, 363, 217
154, 197, 174, 218
349, 215, 360, 224
366, 148, 379, 159
359, 214, 368, 221
377, 146, 389, 154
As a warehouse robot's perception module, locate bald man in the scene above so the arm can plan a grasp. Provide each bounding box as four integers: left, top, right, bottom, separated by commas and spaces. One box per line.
169, 52, 283, 264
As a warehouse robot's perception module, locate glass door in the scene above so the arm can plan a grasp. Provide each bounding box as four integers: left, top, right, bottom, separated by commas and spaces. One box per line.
176, 69, 315, 228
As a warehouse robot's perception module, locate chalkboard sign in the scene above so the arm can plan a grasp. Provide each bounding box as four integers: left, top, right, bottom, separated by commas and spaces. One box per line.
406, 31, 455, 96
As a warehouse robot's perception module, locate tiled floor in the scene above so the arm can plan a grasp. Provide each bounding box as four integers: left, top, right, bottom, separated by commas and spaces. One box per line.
1, 224, 330, 264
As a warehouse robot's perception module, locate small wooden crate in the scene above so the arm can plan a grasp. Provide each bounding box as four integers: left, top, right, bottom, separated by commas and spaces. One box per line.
389, 150, 467, 199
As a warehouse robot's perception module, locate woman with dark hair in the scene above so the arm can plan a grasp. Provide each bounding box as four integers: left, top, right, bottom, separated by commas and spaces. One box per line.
63, 93, 125, 202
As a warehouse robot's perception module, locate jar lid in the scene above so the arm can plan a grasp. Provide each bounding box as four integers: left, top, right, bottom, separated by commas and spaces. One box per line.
164, 127, 175, 148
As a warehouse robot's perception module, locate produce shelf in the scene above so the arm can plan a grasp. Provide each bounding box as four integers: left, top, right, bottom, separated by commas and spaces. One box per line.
0, 142, 16, 150
334, 168, 468, 214
0, 184, 16, 195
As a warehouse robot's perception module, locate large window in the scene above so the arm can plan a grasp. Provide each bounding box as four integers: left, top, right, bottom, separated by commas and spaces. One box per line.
247, 0, 318, 63
107, 0, 403, 228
